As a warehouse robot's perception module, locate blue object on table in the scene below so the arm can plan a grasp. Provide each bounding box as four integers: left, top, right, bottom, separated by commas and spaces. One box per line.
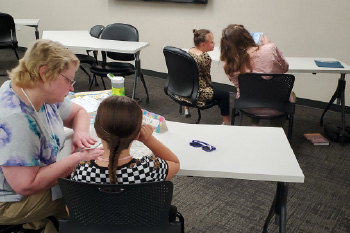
314, 60, 344, 68
189, 140, 216, 152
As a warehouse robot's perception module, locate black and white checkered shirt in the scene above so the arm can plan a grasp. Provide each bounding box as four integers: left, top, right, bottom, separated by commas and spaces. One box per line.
71, 155, 169, 184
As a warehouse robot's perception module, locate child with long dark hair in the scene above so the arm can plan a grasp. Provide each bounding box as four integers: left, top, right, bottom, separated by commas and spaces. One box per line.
71, 96, 180, 184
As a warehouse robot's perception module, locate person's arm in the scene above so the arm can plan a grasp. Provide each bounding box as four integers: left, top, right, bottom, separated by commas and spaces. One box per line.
137, 125, 180, 180
63, 102, 97, 151
1, 147, 104, 196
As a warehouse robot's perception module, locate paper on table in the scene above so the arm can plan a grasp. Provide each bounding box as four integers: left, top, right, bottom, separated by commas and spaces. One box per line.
71, 96, 101, 113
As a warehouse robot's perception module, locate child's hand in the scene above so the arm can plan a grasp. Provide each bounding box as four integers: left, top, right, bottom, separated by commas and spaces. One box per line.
137, 125, 154, 144
260, 34, 271, 45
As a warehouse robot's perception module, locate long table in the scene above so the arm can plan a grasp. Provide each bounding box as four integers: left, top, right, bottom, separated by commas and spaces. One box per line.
207, 47, 350, 144
61, 120, 304, 233
14, 19, 40, 39
42, 31, 150, 102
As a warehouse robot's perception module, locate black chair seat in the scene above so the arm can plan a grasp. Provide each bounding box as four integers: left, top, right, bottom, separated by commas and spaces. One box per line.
75, 54, 96, 65
91, 61, 134, 72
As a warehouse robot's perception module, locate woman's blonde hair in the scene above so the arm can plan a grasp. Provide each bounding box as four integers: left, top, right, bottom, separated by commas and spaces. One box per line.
220, 24, 257, 76
9, 39, 79, 88
94, 96, 143, 184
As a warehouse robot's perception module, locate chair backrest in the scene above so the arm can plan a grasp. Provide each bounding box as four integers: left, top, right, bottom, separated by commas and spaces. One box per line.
58, 178, 176, 233
89, 24, 104, 38
236, 73, 295, 113
0, 12, 17, 44
163, 46, 199, 104
100, 23, 138, 62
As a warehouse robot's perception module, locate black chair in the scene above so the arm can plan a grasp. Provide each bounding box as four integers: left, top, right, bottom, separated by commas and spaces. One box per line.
163, 46, 219, 124
90, 23, 149, 103
58, 178, 184, 233
0, 225, 22, 233
0, 12, 19, 60
75, 25, 104, 90
231, 73, 295, 142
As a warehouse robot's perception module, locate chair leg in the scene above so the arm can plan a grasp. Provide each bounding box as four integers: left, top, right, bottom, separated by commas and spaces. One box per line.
79, 65, 93, 87
231, 108, 238, 125
176, 212, 185, 233
140, 72, 150, 104
287, 114, 294, 143
100, 76, 106, 90
13, 48, 19, 60
196, 109, 201, 124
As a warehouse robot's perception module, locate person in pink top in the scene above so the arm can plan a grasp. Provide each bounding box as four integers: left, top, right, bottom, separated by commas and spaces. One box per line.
220, 24, 295, 126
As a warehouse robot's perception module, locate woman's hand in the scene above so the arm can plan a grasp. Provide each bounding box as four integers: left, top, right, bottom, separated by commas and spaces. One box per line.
72, 131, 97, 152
75, 147, 104, 162
137, 125, 154, 144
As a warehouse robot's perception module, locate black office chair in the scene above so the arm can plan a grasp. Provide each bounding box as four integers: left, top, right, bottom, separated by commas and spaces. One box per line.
90, 23, 149, 103
231, 73, 295, 142
163, 46, 219, 124
0, 224, 22, 233
75, 25, 104, 90
58, 178, 184, 233
0, 12, 19, 60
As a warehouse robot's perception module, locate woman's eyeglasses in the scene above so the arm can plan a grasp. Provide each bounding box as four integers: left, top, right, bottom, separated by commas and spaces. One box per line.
60, 73, 76, 86
189, 140, 216, 152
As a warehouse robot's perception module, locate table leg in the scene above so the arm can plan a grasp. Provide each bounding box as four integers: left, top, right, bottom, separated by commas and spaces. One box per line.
262, 182, 288, 233
26, 25, 39, 39
134, 52, 149, 104
132, 52, 140, 100
320, 74, 346, 144
34, 26, 39, 39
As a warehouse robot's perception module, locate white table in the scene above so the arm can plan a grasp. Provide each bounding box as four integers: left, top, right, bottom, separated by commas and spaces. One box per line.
60, 120, 303, 233
208, 46, 350, 144
42, 31, 150, 102
14, 19, 40, 39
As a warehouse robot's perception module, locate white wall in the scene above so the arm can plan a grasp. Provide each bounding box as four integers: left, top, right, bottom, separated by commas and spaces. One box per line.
1, 0, 350, 104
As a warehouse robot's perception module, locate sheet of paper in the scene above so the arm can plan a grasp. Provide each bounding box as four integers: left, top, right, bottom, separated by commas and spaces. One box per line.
71, 96, 101, 113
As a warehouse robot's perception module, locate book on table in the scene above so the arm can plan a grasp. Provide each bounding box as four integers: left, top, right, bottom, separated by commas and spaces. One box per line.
304, 133, 329, 145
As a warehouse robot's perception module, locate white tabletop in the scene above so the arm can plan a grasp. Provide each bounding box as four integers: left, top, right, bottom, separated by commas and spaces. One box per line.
43, 31, 150, 54
207, 46, 350, 75
154, 121, 304, 183
14, 19, 40, 26
60, 121, 304, 183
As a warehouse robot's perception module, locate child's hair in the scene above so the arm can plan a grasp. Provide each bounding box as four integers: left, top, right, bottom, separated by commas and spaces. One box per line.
94, 96, 143, 184
220, 24, 257, 76
193, 29, 211, 47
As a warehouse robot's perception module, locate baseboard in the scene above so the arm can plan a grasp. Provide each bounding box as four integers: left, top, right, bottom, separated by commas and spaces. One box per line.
142, 69, 350, 114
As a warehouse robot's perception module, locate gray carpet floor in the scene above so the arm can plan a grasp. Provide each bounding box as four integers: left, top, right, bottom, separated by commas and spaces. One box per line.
1, 48, 350, 233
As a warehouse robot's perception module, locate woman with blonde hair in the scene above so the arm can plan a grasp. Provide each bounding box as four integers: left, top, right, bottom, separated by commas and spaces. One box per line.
0, 39, 103, 232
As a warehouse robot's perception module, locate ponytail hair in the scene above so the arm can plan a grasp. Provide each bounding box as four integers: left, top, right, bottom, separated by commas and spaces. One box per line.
220, 24, 257, 76
94, 96, 143, 184
193, 29, 211, 47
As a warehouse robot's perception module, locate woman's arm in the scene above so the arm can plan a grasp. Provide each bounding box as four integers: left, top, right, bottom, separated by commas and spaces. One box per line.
137, 125, 180, 180
63, 102, 97, 151
1, 147, 104, 196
